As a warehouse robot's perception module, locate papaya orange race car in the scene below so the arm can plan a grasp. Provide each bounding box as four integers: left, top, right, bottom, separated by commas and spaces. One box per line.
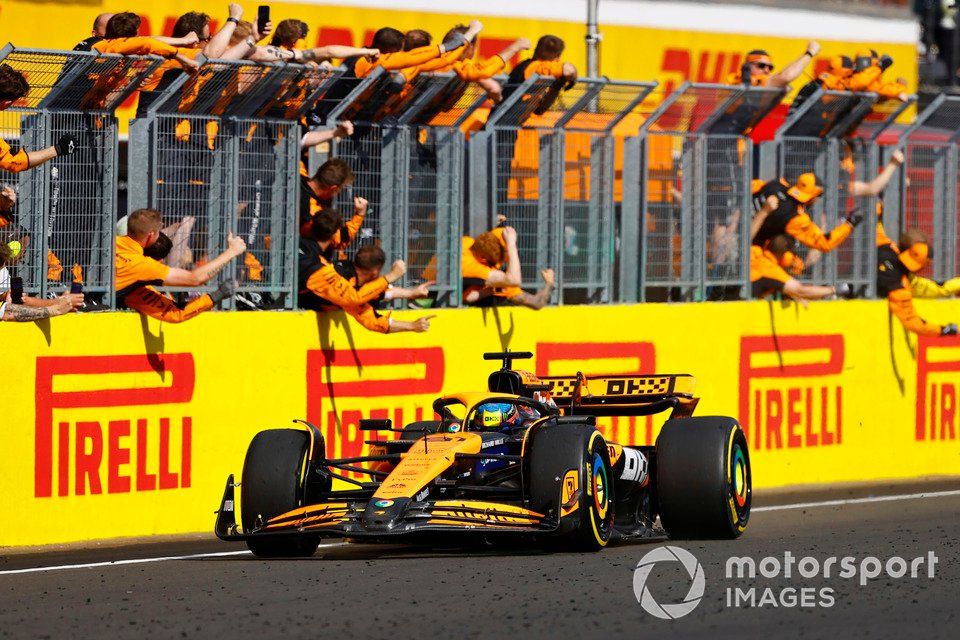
215, 351, 752, 557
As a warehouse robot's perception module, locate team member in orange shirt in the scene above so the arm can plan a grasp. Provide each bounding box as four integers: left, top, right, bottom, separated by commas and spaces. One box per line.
727, 41, 821, 88
297, 211, 435, 333
462, 223, 555, 309
311, 245, 435, 334
0, 65, 77, 173
406, 26, 531, 101
499, 34, 578, 110
90, 12, 200, 73
116, 208, 244, 323
751, 233, 845, 302
877, 229, 958, 337
847, 50, 910, 101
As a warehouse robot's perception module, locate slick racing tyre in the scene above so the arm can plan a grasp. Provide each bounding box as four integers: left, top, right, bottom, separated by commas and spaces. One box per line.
527, 422, 614, 551
656, 416, 751, 539
241, 429, 319, 558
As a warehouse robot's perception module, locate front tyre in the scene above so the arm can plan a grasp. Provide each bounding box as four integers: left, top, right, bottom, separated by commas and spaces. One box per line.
528, 423, 614, 551
656, 416, 751, 539
240, 429, 319, 558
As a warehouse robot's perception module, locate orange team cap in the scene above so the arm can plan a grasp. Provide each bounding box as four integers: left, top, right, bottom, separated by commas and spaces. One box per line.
787, 173, 823, 203
899, 242, 931, 273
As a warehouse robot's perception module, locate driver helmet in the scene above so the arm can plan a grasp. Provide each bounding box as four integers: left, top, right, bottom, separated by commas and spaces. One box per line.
473, 402, 540, 433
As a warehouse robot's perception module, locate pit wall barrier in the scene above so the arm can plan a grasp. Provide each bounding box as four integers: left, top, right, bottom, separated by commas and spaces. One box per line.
4, 298, 960, 547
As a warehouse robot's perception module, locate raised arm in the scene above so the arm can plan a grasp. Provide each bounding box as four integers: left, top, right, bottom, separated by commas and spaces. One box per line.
851, 149, 904, 197
768, 41, 819, 88
202, 3, 243, 59
163, 233, 245, 286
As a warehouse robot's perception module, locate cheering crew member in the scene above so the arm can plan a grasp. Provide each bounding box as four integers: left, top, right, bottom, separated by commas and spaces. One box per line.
135, 4, 257, 114
751, 173, 860, 250
847, 50, 909, 101
878, 229, 958, 336
749, 173, 860, 295
409, 27, 531, 101
310, 245, 435, 333
347, 21, 483, 79
727, 41, 821, 88
116, 208, 243, 323
0, 65, 77, 173
789, 55, 855, 115
844, 148, 960, 299
89, 12, 200, 72
298, 212, 434, 332
298, 159, 367, 258
462, 223, 555, 309
751, 234, 846, 302
498, 35, 577, 111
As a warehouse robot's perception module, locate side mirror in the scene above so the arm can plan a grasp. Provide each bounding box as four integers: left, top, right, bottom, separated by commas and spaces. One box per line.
358, 419, 393, 431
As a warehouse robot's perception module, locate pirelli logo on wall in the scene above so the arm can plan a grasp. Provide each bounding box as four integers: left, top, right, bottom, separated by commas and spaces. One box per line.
305, 348, 444, 476
34, 354, 195, 498
738, 335, 845, 451
916, 336, 960, 442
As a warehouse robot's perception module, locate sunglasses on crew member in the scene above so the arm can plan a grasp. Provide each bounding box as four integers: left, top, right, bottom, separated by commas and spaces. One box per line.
751, 62, 774, 71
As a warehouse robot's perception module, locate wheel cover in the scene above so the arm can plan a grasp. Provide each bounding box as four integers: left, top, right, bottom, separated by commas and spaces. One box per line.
726, 429, 752, 533
592, 453, 609, 519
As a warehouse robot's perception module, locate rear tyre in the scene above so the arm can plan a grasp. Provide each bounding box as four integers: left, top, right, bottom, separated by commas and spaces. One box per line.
241, 429, 319, 558
656, 416, 751, 539
527, 423, 614, 551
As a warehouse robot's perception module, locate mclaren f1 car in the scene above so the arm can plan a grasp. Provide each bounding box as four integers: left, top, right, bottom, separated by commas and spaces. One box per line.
215, 351, 752, 556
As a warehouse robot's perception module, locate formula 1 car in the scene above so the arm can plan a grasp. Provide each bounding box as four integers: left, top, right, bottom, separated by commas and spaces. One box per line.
215, 351, 751, 556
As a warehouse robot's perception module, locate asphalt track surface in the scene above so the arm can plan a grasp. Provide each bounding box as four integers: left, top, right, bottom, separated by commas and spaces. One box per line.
2, 480, 959, 640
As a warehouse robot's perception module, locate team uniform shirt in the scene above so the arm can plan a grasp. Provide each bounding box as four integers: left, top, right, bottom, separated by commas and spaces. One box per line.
847, 67, 907, 99
877, 243, 943, 336
0, 136, 30, 173
297, 237, 389, 319
352, 45, 450, 79
122, 286, 214, 323
297, 176, 365, 257
328, 259, 392, 333
749, 245, 792, 299
461, 227, 523, 305
751, 179, 853, 252
137, 47, 203, 116
115, 235, 216, 322
92, 37, 180, 58
115, 234, 171, 298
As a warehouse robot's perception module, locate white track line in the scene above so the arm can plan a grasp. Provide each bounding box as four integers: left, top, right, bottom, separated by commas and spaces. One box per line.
752, 489, 960, 513
3, 490, 960, 576
0, 543, 347, 576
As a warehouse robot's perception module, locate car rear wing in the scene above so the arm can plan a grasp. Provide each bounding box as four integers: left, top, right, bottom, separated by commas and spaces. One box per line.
540, 373, 699, 418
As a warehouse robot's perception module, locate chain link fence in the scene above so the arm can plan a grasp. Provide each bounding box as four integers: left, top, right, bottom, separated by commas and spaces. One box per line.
630, 83, 782, 301
128, 58, 339, 308
898, 95, 960, 282
0, 45, 161, 303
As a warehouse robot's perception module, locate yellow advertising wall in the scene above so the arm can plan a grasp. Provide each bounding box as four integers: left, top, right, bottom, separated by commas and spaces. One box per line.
3, 299, 960, 547
0, 1, 919, 104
